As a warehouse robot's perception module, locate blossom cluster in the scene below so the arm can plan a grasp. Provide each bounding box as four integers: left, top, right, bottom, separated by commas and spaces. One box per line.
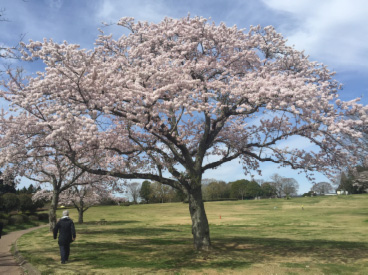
0, 16, 366, 191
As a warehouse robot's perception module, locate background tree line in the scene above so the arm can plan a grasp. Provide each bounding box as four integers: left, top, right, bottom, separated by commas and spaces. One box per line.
0, 174, 45, 214
335, 166, 368, 194
126, 173, 300, 204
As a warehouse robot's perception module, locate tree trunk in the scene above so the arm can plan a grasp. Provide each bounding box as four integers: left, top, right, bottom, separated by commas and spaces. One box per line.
49, 190, 59, 232
78, 209, 83, 224
188, 186, 211, 251
78, 200, 84, 224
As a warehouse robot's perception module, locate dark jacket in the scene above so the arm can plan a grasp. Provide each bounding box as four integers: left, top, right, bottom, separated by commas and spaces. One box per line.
53, 217, 76, 245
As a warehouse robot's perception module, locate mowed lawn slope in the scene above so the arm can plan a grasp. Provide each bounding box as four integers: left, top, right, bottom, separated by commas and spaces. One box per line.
17, 194, 368, 274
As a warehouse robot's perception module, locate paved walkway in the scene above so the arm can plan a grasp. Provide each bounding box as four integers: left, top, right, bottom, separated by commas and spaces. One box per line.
0, 225, 47, 275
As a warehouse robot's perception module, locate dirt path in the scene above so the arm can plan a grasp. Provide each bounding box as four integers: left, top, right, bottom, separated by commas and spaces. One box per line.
0, 225, 47, 275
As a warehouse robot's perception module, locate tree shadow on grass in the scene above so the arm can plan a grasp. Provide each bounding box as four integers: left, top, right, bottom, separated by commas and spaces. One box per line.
212, 236, 368, 264
71, 238, 253, 271
79, 220, 139, 226
78, 226, 181, 236
25, 224, 368, 274
70, 235, 368, 272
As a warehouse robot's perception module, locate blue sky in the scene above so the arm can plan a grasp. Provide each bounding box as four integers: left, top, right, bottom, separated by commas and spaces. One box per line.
1, 0, 367, 194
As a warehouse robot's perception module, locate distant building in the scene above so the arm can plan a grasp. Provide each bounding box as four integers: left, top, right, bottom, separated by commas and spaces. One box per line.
336, 190, 348, 195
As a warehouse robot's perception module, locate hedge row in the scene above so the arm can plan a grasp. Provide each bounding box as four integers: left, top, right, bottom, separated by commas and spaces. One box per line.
0, 212, 49, 226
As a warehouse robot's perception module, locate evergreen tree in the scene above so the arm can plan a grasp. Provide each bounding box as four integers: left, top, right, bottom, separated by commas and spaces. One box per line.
260, 182, 277, 198
19, 194, 38, 213
338, 172, 356, 193
229, 180, 248, 200
27, 184, 36, 194
139, 181, 152, 203
0, 172, 16, 195
203, 180, 229, 200
245, 181, 262, 198
2, 193, 19, 213
174, 188, 187, 202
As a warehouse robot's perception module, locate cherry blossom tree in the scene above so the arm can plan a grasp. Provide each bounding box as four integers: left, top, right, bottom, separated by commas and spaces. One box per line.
0, 114, 116, 230
0, 86, 119, 230
1, 16, 367, 250
34, 183, 117, 224
352, 169, 368, 193
3, 149, 117, 230
0, 133, 87, 230
63, 185, 117, 224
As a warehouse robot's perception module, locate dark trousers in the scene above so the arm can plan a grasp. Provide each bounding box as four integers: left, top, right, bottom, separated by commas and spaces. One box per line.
59, 243, 71, 262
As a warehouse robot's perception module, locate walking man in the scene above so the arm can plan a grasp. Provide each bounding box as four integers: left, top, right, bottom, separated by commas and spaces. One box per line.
53, 210, 76, 264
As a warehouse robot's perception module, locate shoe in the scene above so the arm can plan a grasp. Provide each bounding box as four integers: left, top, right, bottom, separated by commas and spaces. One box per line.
61, 261, 66, 264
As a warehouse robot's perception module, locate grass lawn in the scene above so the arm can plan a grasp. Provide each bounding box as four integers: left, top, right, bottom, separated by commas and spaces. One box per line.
17, 194, 368, 274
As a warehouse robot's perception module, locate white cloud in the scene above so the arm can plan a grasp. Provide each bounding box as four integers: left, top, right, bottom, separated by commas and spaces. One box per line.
262, 0, 368, 70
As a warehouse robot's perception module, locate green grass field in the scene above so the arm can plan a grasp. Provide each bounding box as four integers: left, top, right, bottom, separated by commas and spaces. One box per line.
17, 194, 368, 274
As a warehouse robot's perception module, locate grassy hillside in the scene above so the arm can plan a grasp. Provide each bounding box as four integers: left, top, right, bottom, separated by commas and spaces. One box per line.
17, 194, 368, 274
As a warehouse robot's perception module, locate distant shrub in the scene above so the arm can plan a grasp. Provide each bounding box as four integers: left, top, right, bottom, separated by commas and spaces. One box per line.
99, 198, 118, 205
303, 191, 317, 197
2, 193, 19, 213
19, 194, 38, 213
28, 215, 39, 221
37, 213, 49, 221
9, 214, 28, 225
0, 218, 8, 226
203, 198, 238, 202
33, 197, 46, 210
0, 212, 8, 219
